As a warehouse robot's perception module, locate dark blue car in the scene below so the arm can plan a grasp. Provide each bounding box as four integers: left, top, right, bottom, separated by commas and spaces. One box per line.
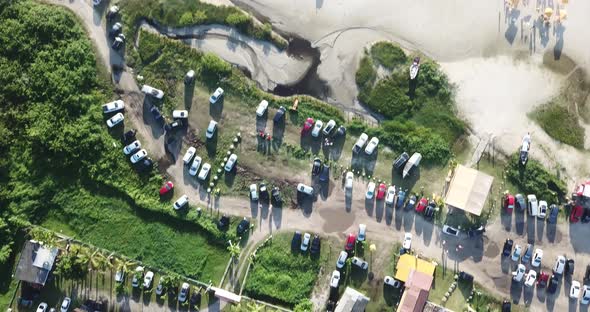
547, 204, 559, 224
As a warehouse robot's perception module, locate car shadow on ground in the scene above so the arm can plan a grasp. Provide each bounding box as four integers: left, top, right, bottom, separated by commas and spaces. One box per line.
385, 204, 393, 225
209, 98, 224, 120
375, 200, 384, 222
260, 201, 270, 220
249, 200, 258, 219
184, 83, 195, 111
394, 205, 403, 230
224, 167, 237, 187
272, 123, 285, 151
255, 114, 267, 133
526, 216, 536, 244
501, 210, 513, 232
271, 205, 282, 229
345, 190, 352, 212
515, 210, 525, 235
206, 134, 218, 158
536, 219, 545, 241
297, 193, 314, 216
403, 210, 415, 232
569, 223, 590, 253
421, 220, 434, 246
510, 279, 524, 304
142, 97, 165, 139
365, 198, 374, 217
392, 168, 420, 191
310, 137, 322, 155
330, 136, 345, 161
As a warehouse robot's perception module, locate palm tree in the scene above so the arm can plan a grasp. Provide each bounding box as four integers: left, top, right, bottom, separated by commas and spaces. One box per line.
227, 240, 241, 263
246, 301, 264, 312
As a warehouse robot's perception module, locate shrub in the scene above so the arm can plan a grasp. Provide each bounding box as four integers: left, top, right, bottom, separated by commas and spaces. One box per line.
355, 55, 376, 103
370, 41, 407, 69
179, 11, 194, 25
200, 53, 232, 82
533, 103, 585, 148
506, 153, 566, 203
367, 72, 412, 117
225, 12, 252, 31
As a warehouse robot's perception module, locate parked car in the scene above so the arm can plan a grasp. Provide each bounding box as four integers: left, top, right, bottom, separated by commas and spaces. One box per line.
393, 152, 410, 173
352, 257, 368, 270
384, 276, 402, 288
571, 204, 584, 223
297, 183, 314, 195
531, 249, 543, 267
336, 251, 348, 269
143, 271, 154, 288
249, 184, 258, 201
150, 106, 164, 122
155, 278, 164, 295
178, 282, 190, 302
259, 184, 269, 202
205, 120, 218, 139
521, 244, 533, 264
184, 70, 195, 84
403, 233, 412, 250
102, 100, 125, 114
365, 182, 376, 200
385, 186, 396, 205
123, 140, 141, 155
547, 204, 559, 224
209, 87, 224, 104
60, 297, 71, 312
554, 255, 566, 275
502, 239, 513, 257
330, 270, 341, 288
310, 235, 321, 255
217, 215, 230, 230
197, 163, 211, 180
582, 285, 590, 304
515, 193, 526, 212
159, 181, 174, 196
271, 187, 282, 205
537, 271, 549, 287
319, 164, 330, 183
188, 156, 202, 176
323, 120, 336, 135
424, 203, 436, 220
301, 117, 314, 135
511, 245, 522, 261
256, 100, 269, 117
502, 300, 511, 312
547, 274, 559, 294
311, 120, 323, 137
416, 197, 428, 213
131, 266, 144, 287
352, 133, 369, 154
527, 194, 538, 217
115, 270, 125, 283
106, 5, 119, 19
172, 110, 188, 119
106, 112, 124, 128
538, 200, 548, 219
364, 137, 379, 155
333, 125, 346, 139
345, 171, 354, 190
291, 231, 302, 250
442, 225, 460, 237
566, 259, 575, 275
459, 271, 474, 283
37, 303, 48, 312
405, 194, 416, 211
585, 265, 590, 284
121, 129, 136, 144
503, 194, 515, 214
164, 119, 183, 132
345, 233, 356, 251
357, 224, 366, 242
237, 217, 250, 235
512, 264, 526, 282
301, 233, 311, 251
130, 149, 147, 164
173, 195, 189, 210
571, 281, 581, 299
376, 183, 386, 200
183, 147, 196, 165
273, 106, 286, 123
224, 154, 238, 172
112, 34, 125, 50
312, 158, 322, 176
141, 85, 164, 99
524, 270, 537, 287
110, 22, 122, 36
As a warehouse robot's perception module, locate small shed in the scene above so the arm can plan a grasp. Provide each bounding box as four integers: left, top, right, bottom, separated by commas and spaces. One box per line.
14, 240, 59, 287
444, 164, 494, 216
395, 254, 436, 283
334, 287, 370, 312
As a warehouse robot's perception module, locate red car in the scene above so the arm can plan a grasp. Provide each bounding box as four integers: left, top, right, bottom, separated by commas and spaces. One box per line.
537, 271, 549, 287
570, 204, 584, 223
301, 117, 314, 135
503, 194, 515, 214
345, 233, 356, 251
376, 183, 386, 200
159, 181, 174, 196
416, 197, 428, 213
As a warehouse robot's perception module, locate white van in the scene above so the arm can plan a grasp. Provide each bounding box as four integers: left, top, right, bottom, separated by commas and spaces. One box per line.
527, 194, 538, 217
197, 163, 211, 180
297, 183, 314, 195
183, 147, 196, 165
352, 133, 369, 153
256, 100, 269, 117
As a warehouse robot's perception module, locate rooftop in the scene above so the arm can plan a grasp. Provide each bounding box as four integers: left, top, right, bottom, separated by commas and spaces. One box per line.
395, 254, 436, 282
14, 240, 59, 286
334, 287, 370, 312
444, 164, 494, 216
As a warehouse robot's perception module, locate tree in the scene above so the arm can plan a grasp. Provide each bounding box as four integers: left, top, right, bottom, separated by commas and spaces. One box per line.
294, 299, 313, 312
179, 12, 194, 25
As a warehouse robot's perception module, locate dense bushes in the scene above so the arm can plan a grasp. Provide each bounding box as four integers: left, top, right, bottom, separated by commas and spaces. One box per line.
506, 153, 566, 203
355, 55, 376, 103
370, 41, 407, 69
532, 103, 585, 148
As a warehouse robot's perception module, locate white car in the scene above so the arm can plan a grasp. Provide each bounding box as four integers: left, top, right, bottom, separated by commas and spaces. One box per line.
209, 87, 224, 104
106, 112, 124, 128
249, 184, 258, 201
364, 137, 379, 155
384, 276, 402, 288
581, 285, 590, 304
256, 100, 269, 117
512, 264, 526, 282
403, 233, 412, 250
531, 249, 543, 267
141, 85, 164, 99
60, 297, 71, 312
385, 186, 396, 205
511, 244, 522, 261
224, 154, 237, 172
311, 120, 323, 137
527, 194, 538, 217
143, 271, 154, 288
197, 163, 211, 180
365, 182, 376, 199
114, 270, 125, 283
92, 0, 101, 5
102, 100, 124, 114
155, 278, 164, 296
205, 120, 217, 139
553, 255, 566, 274
336, 251, 348, 269
131, 266, 144, 287
352, 133, 369, 153
345, 171, 354, 190
173, 195, 189, 210
172, 110, 189, 119
178, 282, 189, 302
538, 200, 548, 219
183, 147, 196, 165
188, 156, 202, 176
571, 281, 581, 299
37, 303, 48, 312
130, 149, 147, 164
352, 257, 368, 270
357, 224, 366, 242
323, 120, 336, 135
330, 270, 340, 288
524, 270, 537, 287
301, 233, 311, 251
297, 183, 314, 195
123, 140, 141, 155
185, 70, 195, 84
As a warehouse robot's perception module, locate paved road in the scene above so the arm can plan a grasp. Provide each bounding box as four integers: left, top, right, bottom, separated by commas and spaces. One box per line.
49, 1, 590, 311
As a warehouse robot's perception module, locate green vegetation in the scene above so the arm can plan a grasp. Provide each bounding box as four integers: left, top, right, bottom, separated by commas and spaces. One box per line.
370, 42, 407, 70
355, 54, 377, 103
244, 233, 327, 307
506, 153, 567, 203
532, 102, 585, 148
119, 0, 286, 48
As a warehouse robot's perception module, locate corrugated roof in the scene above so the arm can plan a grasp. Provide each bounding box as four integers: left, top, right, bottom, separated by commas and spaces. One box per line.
334, 287, 370, 312
444, 165, 494, 216
395, 254, 436, 282
14, 240, 59, 286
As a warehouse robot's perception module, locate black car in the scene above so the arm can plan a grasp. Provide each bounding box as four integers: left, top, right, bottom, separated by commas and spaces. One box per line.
319, 164, 330, 183
164, 119, 183, 132
236, 218, 250, 235
122, 129, 136, 144
333, 126, 346, 139
150, 106, 164, 123
502, 239, 513, 257
565, 259, 575, 275
312, 158, 322, 176
424, 201, 436, 220
273, 106, 286, 123
393, 152, 410, 173
467, 225, 485, 237
271, 187, 282, 205
291, 231, 302, 250
458, 271, 474, 283
547, 274, 559, 294
502, 299, 511, 312
112, 34, 125, 50
141, 157, 153, 170
217, 215, 230, 230
310, 235, 321, 255
547, 204, 559, 224
259, 183, 269, 202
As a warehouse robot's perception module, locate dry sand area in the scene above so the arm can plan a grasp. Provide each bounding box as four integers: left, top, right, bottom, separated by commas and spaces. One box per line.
230, 0, 590, 185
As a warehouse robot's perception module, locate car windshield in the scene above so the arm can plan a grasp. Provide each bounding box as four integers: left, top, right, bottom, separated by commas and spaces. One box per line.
448, 228, 457, 234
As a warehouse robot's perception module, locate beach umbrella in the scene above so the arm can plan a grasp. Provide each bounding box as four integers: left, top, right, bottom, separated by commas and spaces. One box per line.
544, 7, 553, 17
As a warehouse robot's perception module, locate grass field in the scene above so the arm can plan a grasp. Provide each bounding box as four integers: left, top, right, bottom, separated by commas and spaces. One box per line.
532, 102, 585, 149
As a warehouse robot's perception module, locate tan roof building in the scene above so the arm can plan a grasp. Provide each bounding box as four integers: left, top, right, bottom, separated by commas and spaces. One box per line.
444, 164, 494, 216
397, 270, 434, 312
335, 287, 370, 312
